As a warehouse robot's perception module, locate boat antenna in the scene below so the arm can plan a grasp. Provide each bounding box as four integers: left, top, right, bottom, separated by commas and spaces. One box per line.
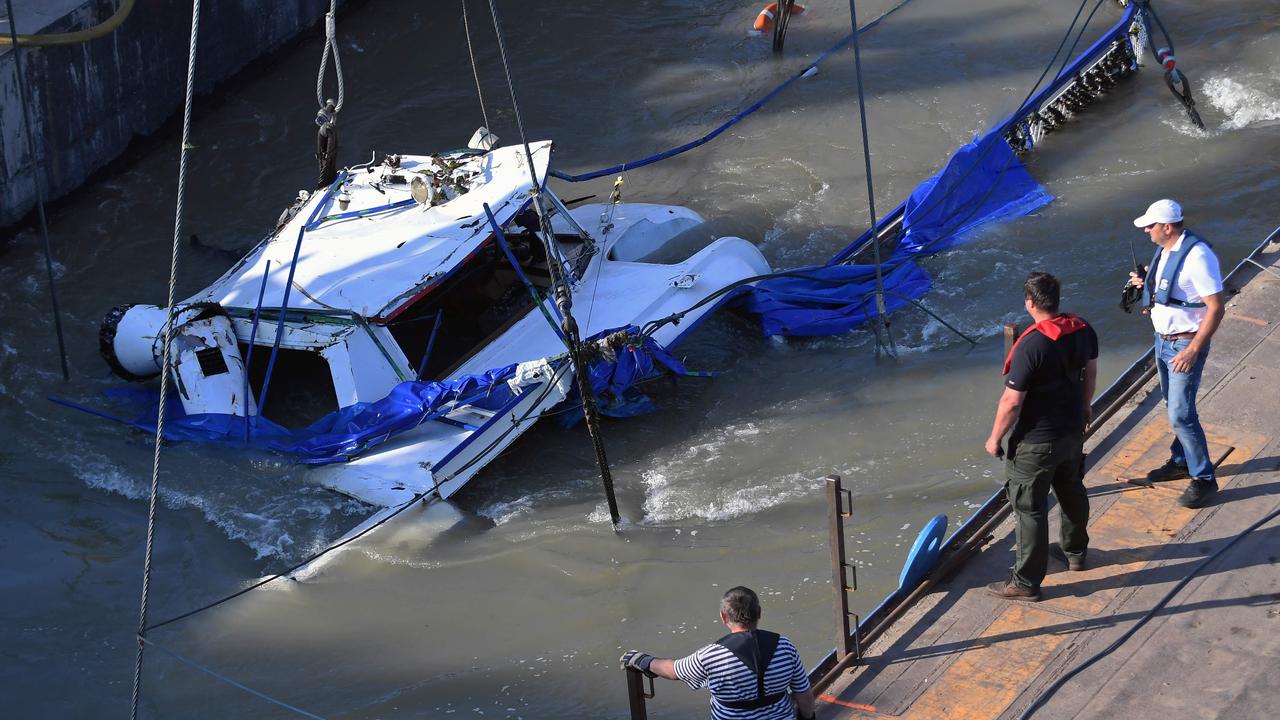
485, 0, 622, 526
130, 1, 202, 717
4, 0, 70, 381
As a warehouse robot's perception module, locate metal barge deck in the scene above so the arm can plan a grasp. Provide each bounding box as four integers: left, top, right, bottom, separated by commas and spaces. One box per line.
809, 232, 1280, 719
620, 228, 1280, 719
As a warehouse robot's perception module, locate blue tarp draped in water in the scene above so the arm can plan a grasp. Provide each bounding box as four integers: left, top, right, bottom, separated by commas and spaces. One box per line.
897, 133, 1053, 257
95, 329, 685, 464
739, 261, 932, 338
105, 364, 519, 464
742, 128, 1053, 337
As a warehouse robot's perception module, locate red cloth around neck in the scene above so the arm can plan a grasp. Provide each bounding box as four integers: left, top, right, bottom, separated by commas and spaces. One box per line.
1002, 313, 1087, 375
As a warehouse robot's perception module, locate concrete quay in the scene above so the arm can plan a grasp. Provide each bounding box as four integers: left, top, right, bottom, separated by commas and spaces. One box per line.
813, 233, 1280, 719
1, 0, 340, 231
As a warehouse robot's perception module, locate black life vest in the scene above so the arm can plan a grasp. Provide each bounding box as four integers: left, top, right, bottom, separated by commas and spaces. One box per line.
713, 629, 787, 711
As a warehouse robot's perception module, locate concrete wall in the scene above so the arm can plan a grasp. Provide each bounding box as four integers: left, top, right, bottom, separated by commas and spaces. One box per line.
1, 0, 335, 230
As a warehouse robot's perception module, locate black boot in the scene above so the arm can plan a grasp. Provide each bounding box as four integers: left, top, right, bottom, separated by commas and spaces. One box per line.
1177, 479, 1218, 509
1146, 459, 1190, 483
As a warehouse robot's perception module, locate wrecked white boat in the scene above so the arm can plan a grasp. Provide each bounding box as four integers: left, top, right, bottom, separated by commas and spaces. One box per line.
97, 138, 770, 509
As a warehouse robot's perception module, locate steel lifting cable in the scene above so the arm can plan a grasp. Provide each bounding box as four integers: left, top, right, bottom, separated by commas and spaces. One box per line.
315, 0, 345, 114
129, 0, 201, 717
314, 0, 345, 187
0, 0, 133, 45
461, 0, 491, 132
846, 0, 895, 356
3, 0, 70, 381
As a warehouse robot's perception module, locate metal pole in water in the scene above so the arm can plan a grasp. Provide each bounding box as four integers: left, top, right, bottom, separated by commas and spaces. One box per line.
486, 0, 621, 524
1004, 323, 1020, 359
242, 260, 272, 444
826, 475, 855, 661
5, 0, 70, 381
560, 306, 621, 525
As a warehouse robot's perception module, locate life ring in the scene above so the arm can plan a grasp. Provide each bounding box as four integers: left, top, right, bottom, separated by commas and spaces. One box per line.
753, 2, 805, 33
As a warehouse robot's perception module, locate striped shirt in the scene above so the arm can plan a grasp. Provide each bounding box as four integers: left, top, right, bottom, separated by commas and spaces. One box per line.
674, 633, 810, 720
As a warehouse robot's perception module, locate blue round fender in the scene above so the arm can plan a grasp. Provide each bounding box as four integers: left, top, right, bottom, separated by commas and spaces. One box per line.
898, 514, 948, 590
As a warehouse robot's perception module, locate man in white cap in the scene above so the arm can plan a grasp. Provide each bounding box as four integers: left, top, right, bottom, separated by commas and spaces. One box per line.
1125, 199, 1225, 508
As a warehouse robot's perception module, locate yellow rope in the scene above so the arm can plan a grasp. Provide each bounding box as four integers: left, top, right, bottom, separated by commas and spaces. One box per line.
1, 0, 133, 46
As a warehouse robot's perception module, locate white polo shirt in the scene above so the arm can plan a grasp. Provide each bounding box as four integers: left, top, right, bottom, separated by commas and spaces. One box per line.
1149, 231, 1223, 335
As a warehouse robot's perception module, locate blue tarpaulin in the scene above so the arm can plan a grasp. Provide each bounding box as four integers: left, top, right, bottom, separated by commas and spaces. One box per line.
738, 261, 932, 337
104, 364, 519, 464
742, 126, 1053, 337
92, 329, 686, 463
897, 133, 1053, 257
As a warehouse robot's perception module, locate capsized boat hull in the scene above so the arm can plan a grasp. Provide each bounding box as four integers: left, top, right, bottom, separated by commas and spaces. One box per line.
97, 141, 770, 510
314, 203, 771, 508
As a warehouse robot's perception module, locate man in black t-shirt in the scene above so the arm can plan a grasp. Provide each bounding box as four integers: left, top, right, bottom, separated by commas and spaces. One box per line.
984, 272, 1098, 601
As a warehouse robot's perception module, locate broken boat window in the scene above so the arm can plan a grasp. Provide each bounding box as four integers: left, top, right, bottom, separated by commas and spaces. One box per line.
239, 344, 339, 429
388, 228, 552, 381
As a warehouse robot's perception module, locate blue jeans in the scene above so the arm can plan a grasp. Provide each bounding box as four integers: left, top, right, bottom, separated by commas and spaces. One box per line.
1155, 333, 1214, 482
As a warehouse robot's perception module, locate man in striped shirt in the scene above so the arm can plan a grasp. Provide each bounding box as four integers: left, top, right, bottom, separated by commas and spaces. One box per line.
621, 586, 816, 720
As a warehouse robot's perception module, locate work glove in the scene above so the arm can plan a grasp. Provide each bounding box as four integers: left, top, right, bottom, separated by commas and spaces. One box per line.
619, 649, 658, 678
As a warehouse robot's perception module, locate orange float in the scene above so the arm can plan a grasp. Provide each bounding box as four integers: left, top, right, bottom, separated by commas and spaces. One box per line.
753, 2, 806, 33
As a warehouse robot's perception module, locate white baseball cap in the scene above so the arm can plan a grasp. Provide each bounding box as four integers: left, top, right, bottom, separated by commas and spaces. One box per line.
1133, 199, 1183, 227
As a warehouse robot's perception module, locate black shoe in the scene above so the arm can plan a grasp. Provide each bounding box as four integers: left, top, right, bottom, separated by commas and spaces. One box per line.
986, 580, 1041, 602
1178, 479, 1218, 509
1146, 459, 1190, 484
1049, 545, 1087, 571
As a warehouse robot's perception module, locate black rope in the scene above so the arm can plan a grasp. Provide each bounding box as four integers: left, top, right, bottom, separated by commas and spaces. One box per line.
772, 0, 795, 53
1019, 505, 1280, 718
4, 0, 70, 382
1054, 0, 1110, 81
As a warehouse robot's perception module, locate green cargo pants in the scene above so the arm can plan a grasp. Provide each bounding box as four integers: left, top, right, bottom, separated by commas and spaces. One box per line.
1005, 433, 1089, 590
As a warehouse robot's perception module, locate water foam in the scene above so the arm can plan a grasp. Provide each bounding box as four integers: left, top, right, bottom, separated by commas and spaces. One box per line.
63, 438, 364, 561
478, 488, 574, 526
637, 421, 821, 523
1202, 74, 1280, 130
